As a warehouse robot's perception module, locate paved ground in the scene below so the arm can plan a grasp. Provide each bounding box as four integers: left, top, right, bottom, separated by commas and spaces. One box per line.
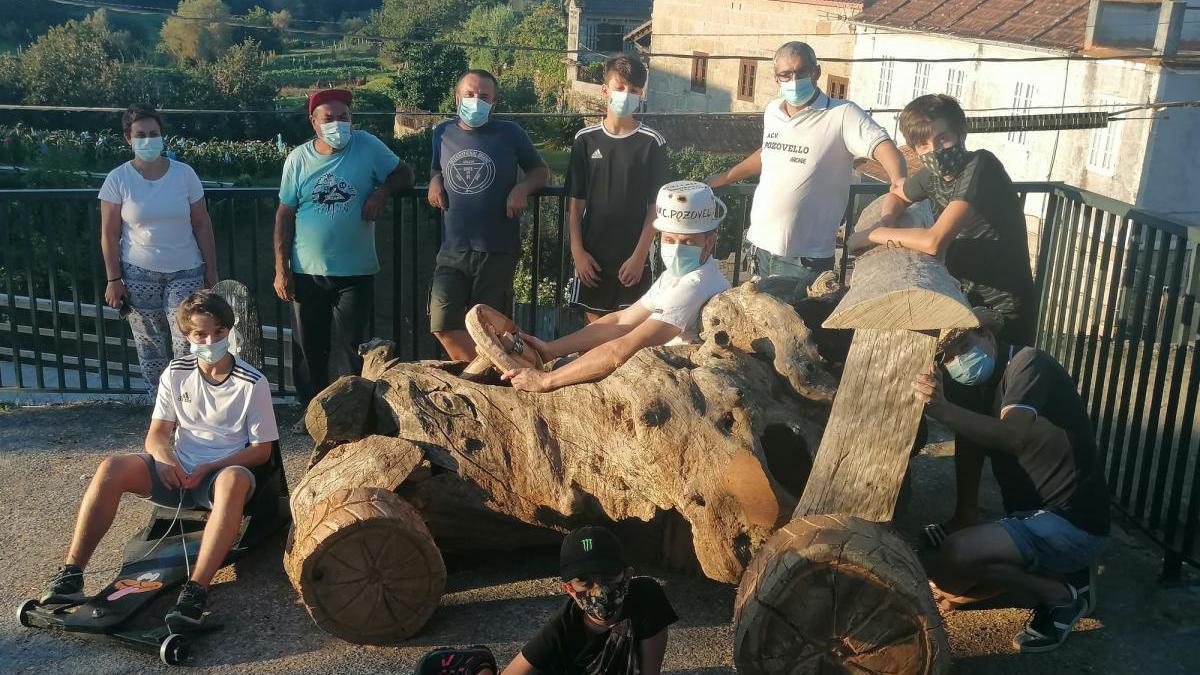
1, 401, 1198, 674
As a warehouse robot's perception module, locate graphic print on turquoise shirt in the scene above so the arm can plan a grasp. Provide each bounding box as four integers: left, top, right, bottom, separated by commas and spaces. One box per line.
279, 130, 400, 276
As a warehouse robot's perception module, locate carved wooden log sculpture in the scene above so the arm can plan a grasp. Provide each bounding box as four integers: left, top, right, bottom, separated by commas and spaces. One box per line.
733, 196, 970, 675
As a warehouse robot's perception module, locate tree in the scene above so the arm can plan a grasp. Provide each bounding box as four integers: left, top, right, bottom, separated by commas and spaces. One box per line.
381, 43, 466, 113
506, 1, 566, 108
160, 0, 233, 64
459, 3, 520, 74
240, 5, 282, 51
371, 0, 488, 64
0, 53, 23, 104
202, 38, 277, 109
270, 8, 291, 33
19, 14, 124, 105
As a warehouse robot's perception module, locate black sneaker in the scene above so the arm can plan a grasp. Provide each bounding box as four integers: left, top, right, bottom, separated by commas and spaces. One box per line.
414, 645, 497, 675
1064, 567, 1096, 616
40, 564, 85, 604
164, 581, 208, 632
1012, 586, 1088, 653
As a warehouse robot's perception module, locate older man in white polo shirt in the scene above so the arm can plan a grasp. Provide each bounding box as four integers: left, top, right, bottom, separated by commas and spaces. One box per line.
708, 41, 907, 287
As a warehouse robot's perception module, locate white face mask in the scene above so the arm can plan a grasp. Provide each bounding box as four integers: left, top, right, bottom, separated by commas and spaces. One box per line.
319, 121, 353, 149
131, 136, 163, 162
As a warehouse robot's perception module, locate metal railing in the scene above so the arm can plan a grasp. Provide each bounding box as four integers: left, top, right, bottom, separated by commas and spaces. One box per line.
2, 181, 1199, 577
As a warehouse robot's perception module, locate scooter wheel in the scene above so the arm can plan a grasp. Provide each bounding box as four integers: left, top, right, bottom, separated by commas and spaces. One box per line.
160, 633, 191, 666
16, 599, 38, 627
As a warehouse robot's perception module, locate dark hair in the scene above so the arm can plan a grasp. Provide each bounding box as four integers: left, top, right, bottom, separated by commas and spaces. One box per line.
898, 94, 967, 146
177, 291, 235, 332
122, 104, 163, 136
603, 54, 648, 89
457, 69, 499, 89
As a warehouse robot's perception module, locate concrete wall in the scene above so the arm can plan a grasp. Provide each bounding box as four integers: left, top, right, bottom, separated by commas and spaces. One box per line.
844, 29, 1192, 221
1138, 67, 1200, 224
645, 0, 862, 114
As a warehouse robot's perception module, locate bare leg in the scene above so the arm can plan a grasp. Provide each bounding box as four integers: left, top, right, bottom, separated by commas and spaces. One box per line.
65, 455, 153, 568
931, 523, 1072, 607
435, 329, 477, 362
583, 310, 605, 324
189, 467, 252, 588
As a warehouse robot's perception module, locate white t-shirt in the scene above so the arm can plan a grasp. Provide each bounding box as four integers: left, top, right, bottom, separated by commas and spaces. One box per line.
99, 159, 206, 273
152, 354, 279, 473
748, 94, 891, 258
638, 256, 731, 345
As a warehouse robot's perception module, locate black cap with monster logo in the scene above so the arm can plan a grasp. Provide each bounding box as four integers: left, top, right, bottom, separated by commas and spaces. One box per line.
559, 525, 625, 581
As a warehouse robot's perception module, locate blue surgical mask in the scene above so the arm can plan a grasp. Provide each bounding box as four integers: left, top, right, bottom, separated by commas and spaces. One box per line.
190, 336, 230, 364
660, 242, 705, 277
319, 121, 353, 149
458, 97, 493, 128
780, 78, 817, 106
131, 136, 163, 162
945, 344, 995, 386
607, 90, 641, 117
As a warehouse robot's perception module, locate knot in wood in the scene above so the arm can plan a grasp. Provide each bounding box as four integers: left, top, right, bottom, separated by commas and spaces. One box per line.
641, 402, 672, 428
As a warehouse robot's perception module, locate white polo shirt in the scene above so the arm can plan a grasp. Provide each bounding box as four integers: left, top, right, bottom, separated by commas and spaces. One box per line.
639, 256, 731, 345
747, 94, 891, 259
152, 354, 279, 473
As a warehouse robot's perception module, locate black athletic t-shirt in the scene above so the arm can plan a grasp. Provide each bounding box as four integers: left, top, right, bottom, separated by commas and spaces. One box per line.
521, 576, 678, 675
904, 149, 1036, 346
989, 347, 1111, 536
567, 123, 669, 267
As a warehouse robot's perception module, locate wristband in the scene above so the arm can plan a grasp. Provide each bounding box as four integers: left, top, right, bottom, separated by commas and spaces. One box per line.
108, 276, 123, 283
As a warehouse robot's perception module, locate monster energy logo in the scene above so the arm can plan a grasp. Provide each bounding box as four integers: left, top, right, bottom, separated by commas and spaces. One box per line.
581, 538, 593, 552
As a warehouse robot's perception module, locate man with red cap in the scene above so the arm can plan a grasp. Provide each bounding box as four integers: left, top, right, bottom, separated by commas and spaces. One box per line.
274, 89, 413, 426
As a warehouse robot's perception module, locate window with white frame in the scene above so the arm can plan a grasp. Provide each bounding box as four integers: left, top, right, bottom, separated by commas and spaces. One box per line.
877, 58, 893, 107
1088, 97, 1123, 174
945, 68, 965, 100
1007, 82, 1036, 144
913, 63, 931, 99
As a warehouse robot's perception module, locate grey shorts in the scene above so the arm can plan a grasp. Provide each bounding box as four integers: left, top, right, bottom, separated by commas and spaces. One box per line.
743, 243, 834, 286
138, 454, 256, 510
999, 509, 1105, 575
428, 249, 519, 333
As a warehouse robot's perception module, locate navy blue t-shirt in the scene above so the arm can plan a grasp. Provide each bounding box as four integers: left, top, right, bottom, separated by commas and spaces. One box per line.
432, 118, 543, 253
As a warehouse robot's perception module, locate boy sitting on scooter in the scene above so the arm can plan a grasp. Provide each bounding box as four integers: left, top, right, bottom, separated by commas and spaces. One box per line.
41, 290, 279, 632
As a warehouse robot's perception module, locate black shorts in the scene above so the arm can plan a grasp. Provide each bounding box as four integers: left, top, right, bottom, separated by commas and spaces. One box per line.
429, 248, 519, 332
569, 263, 652, 314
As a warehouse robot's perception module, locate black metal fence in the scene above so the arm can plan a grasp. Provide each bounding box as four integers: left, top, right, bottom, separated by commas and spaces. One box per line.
2, 181, 1199, 577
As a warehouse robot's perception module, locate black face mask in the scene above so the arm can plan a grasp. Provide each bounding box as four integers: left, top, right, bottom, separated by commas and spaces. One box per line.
570, 579, 630, 623
921, 143, 969, 178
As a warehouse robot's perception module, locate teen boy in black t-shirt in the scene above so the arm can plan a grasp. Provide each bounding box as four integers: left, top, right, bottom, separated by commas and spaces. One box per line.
913, 327, 1109, 654
506, 526, 677, 675
848, 94, 1036, 348
568, 55, 669, 323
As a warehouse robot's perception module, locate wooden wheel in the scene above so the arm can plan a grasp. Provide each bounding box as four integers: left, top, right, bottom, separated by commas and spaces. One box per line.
464, 304, 543, 376
285, 487, 445, 644
734, 514, 950, 675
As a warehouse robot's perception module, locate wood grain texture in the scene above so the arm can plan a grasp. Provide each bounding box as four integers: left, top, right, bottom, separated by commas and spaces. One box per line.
824, 247, 977, 331
733, 515, 950, 675
794, 328, 937, 522
303, 375, 376, 449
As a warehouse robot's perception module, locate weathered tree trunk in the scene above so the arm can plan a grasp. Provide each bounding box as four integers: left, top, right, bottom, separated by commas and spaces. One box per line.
303, 375, 376, 466
288, 434, 425, 519
733, 515, 951, 675
284, 487, 445, 645
734, 202, 972, 674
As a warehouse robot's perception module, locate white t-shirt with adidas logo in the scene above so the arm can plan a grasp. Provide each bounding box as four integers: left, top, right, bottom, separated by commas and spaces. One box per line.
151, 355, 279, 472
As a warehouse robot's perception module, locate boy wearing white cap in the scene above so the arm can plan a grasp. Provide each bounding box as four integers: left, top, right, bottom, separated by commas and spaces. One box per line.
503, 181, 731, 393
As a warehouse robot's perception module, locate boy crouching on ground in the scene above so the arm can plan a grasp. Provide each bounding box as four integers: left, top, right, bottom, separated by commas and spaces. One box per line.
41, 290, 279, 631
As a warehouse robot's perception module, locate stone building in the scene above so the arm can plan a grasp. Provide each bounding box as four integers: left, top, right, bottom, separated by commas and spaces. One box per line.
564, 0, 654, 103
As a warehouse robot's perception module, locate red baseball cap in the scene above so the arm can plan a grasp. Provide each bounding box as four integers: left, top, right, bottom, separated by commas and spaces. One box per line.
308, 89, 353, 115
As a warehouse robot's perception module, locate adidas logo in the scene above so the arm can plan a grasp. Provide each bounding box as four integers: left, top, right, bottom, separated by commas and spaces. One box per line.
591, 149, 603, 159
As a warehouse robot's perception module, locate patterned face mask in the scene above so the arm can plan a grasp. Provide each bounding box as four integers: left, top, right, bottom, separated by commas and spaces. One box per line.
920, 142, 969, 178
568, 578, 629, 623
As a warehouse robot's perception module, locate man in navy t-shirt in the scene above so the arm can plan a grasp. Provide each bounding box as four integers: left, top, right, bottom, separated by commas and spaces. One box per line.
427, 69, 549, 361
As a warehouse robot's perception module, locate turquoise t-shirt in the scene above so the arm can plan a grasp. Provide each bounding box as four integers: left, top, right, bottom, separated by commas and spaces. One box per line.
279, 130, 401, 276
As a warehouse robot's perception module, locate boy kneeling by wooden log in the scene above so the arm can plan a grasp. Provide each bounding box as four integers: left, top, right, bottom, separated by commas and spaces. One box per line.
416, 526, 678, 675
913, 326, 1109, 654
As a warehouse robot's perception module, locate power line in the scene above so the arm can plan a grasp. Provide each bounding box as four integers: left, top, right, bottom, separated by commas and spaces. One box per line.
45, 0, 1200, 66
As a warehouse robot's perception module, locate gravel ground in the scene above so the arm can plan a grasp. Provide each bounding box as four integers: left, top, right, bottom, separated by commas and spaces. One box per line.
1, 401, 1198, 674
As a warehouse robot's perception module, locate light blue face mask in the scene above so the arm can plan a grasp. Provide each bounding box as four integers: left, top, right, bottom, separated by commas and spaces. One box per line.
607, 90, 641, 117
319, 121, 353, 149
131, 136, 163, 162
660, 242, 704, 277
190, 336, 230, 365
458, 97, 493, 128
945, 344, 995, 386
780, 78, 817, 106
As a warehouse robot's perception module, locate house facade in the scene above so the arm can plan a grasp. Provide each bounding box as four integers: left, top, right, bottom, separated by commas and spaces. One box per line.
848, 0, 1200, 223
643, 1, 865, 114
564, 0, 654, 101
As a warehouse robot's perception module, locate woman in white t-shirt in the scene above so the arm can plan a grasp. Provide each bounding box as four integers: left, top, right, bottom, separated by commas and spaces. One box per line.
99, 105, 219, 393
